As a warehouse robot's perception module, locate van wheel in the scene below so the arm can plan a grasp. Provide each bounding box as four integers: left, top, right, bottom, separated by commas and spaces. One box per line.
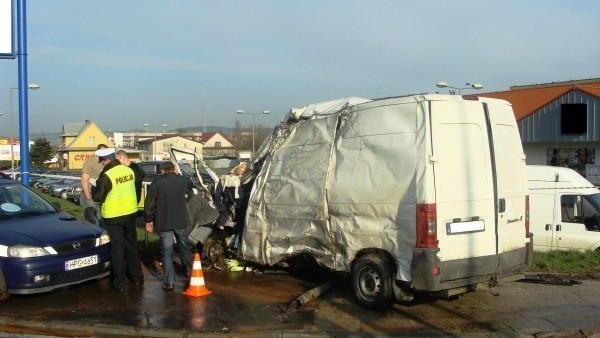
352, 254, 395, 310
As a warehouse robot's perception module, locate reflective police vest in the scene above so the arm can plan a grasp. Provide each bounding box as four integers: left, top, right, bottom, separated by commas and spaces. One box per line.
101, 165, 138, 218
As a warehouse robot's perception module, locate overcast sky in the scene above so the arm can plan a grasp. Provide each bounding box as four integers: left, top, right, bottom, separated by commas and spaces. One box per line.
0, 1, 598, 136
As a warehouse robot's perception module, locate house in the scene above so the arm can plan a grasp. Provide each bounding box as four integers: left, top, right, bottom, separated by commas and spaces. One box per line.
200, 132, 236, 158
138, 135, 205, 161
478, 78, 600, 184
57, 120, 114, 171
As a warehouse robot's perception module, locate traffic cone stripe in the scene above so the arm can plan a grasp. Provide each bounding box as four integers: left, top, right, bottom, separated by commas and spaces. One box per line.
182, 252, 212, 297
189, 276, 205, 285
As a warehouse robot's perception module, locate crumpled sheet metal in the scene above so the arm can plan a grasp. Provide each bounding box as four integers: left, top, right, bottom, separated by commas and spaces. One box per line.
241, 96, 427, 282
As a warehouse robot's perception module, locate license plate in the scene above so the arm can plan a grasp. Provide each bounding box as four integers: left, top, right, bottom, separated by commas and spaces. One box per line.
65, 255, 98, 271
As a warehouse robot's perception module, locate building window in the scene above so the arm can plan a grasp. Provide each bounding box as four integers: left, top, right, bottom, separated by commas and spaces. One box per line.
88, 136, 95, 144
215, 141, 222, 148
561, 104, 587, 134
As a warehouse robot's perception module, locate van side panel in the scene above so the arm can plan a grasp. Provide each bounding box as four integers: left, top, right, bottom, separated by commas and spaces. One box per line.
528, 189, 557, 251
327, 101, 421, 281
241, 116, 338, 266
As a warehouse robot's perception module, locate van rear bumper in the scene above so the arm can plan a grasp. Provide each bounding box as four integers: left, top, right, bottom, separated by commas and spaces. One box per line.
411, 238, 533, 292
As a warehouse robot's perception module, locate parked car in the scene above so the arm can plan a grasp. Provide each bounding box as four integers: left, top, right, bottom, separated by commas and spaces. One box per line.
41, 178, 75, 194
49, 179, 79, 199
32, 177, 62, 189
138, 160, 216, 192
65, 181, 82, 203
0, 173, 111, 297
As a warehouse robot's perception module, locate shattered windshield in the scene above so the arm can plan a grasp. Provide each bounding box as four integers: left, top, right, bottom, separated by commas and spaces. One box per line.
0, 182, 57, 220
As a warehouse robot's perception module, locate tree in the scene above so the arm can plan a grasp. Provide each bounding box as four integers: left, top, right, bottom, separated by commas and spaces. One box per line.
29, 138, 53, 168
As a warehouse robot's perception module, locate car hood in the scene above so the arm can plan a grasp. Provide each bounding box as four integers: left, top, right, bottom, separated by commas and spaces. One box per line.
0, 213, 102, 247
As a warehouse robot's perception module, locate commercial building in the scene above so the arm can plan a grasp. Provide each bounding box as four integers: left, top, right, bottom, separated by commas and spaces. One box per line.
479, 78, 600, 185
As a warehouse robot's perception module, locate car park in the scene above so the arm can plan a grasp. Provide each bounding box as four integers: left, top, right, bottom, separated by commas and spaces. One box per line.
0, 173, 111, 296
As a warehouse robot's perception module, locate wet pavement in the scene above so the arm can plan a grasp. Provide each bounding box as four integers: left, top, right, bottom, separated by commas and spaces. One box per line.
0, 252, 599, 337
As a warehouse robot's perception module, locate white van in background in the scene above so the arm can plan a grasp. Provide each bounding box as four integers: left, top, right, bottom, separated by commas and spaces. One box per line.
527, 165, 600, 252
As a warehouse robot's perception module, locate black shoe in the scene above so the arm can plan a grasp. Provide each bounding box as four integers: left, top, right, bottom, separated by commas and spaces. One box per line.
161, 283, 174, 290
113, 286, 125, 292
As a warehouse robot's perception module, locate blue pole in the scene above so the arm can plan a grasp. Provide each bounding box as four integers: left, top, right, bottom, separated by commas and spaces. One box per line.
16, 0, 31, 186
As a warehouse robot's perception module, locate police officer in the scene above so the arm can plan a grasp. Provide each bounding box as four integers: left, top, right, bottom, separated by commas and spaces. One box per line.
92, 148, 144, 292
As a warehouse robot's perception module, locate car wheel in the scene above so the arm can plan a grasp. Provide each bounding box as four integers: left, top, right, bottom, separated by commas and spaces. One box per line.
352, 253, 395, 310
202, 233, 226, 265
60, 191, 68, 199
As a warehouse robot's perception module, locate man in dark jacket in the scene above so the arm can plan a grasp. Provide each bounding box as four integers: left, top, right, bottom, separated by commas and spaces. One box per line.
144, 161, 194, 290
92, 148, 144, 292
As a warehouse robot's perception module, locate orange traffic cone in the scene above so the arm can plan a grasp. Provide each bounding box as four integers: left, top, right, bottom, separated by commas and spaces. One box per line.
182, 252, 212, 297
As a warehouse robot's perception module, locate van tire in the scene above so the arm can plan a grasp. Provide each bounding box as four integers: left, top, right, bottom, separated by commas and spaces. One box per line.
352, 254, 395, 310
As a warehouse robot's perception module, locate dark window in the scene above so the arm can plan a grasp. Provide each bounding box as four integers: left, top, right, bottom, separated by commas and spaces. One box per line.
561, 104, 587, 134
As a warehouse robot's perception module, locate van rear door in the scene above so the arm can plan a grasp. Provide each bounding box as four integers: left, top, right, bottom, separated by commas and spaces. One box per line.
430, 98, 527, 279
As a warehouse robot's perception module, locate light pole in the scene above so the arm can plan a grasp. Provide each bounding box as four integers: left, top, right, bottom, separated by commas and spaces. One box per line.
436, 81, 483, 95
142, 123, 167, 160
236, 110, 270, 160
9, 83, 40, 174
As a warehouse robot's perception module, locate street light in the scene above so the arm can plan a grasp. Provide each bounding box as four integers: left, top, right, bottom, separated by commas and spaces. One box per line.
9, 83, 40, 174
236, 109, 270, 160
142, 123, 167, 160
436, 81, 483, 95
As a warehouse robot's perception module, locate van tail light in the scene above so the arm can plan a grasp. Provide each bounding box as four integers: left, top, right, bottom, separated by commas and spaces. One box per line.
416, 203, 437, 248
525, 195, 530, 234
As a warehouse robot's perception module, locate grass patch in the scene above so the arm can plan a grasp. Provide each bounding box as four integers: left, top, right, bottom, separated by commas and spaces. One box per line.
531, 250, 600, 274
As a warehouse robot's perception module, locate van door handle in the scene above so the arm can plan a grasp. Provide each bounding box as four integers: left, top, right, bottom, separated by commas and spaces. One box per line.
545, 224, 551, 231
498, 198, 506, 213
556, 224, 561, 231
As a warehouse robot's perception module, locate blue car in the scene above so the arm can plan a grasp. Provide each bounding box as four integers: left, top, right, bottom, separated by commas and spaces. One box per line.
0, 174, 111, 298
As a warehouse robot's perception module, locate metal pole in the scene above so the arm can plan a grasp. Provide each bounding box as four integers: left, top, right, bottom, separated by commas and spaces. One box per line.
251, 114, 255, 160
9, 89, 15, 175
16, 0, 31, 185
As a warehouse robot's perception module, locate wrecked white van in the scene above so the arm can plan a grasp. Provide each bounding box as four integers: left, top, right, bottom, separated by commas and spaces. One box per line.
527, 165, 600, 252
239, 94, 532, 310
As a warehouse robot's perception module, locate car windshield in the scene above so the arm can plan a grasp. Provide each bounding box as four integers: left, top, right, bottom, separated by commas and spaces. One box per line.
0, 182, 57, 220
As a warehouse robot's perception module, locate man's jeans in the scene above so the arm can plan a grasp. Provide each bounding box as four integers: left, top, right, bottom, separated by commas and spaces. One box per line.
159, 228, 193, 284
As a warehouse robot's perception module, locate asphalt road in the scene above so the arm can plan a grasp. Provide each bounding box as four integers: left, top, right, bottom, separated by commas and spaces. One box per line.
0, 253, 599, 337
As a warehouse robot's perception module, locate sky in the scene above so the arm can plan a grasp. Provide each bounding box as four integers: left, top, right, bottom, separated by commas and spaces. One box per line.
0, 0, 599, 136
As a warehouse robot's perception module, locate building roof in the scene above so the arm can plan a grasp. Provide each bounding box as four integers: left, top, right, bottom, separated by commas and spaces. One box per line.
62, 123, 86, 136
200, 131, 233, 144
477, 78, 600, 121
